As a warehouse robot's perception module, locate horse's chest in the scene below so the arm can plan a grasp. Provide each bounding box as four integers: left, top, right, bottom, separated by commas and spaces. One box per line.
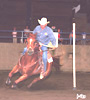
26, 54, 38, 63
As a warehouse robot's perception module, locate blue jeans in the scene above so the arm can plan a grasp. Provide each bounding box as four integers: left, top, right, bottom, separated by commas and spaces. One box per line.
22, 47, 27, 55
41, 46, 47, 72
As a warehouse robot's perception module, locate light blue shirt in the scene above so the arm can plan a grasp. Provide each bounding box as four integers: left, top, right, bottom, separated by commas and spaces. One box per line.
33, 25, 56, 46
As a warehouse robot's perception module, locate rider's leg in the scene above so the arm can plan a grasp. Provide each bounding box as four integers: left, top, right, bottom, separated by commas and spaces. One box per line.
22, 47, 27, 55
41, 46, 47, 72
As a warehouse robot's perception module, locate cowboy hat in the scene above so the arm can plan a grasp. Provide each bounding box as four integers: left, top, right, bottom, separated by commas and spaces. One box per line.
38, 17, 50, 25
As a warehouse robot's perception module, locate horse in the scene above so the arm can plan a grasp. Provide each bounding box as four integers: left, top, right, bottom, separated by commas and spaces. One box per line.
5, 33, 53, 89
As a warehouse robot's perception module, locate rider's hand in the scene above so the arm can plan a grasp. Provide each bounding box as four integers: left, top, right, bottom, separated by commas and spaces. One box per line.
50, 46, 56, 50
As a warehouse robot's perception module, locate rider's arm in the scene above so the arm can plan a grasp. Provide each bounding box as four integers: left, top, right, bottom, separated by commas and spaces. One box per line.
48, 28, 56, 48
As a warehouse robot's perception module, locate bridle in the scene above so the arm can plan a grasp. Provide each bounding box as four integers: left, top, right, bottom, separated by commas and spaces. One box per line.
26, 36, 40, 55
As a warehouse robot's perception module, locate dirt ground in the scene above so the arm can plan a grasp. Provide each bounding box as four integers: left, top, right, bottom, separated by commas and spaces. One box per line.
0, 70, 90, 100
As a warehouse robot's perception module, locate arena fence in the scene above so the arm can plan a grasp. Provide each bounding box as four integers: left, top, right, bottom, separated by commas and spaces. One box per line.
0, 30, 90, 45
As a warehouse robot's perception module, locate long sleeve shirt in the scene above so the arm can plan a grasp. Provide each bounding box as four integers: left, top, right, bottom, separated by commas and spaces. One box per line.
33, 25, 56, 46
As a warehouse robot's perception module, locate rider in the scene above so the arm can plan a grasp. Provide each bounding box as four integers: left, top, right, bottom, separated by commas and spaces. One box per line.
33, 17, 56, 79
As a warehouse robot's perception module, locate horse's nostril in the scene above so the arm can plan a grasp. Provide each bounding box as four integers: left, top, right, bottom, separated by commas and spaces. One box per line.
29, 48, 32, 51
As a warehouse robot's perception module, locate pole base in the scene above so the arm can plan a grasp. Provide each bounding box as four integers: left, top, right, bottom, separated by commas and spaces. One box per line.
73, 87, 77, 90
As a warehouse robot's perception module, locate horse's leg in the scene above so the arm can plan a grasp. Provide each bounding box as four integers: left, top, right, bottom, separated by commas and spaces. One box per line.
6, 65, 19, 85
27, 77, 40, 88
27, 62, 52, 88
8, 65, 19, 78
43, 62, 52, 78
11, 74, 28, 88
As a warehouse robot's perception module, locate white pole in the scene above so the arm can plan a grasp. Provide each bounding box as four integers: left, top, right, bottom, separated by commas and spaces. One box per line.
73, 22, 76, 89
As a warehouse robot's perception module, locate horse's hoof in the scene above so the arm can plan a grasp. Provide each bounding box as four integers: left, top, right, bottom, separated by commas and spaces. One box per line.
40, 72, 46, 79
11, 83, 17, 89
40, 74, 44, 79
5, 77, 11, 85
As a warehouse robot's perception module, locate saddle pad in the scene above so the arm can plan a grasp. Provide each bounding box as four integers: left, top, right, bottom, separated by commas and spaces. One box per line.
48, 57, 53, 63
47, 51, 53, 63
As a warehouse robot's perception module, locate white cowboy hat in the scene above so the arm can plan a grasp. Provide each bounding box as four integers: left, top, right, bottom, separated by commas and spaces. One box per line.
38, 17, 50, 25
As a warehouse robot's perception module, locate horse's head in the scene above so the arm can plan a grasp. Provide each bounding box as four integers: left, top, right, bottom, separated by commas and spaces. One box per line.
26, 33, 39, 53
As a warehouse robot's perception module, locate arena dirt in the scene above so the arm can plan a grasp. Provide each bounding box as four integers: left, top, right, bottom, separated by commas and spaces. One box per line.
0, 70, 90, 100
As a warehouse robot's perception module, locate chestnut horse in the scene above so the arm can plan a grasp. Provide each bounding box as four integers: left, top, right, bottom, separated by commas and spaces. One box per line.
5, 33, 53, 89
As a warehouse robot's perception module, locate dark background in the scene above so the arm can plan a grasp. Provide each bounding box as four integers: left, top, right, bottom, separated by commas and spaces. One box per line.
0, 0, 89, 31
0, 0, 90, 43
